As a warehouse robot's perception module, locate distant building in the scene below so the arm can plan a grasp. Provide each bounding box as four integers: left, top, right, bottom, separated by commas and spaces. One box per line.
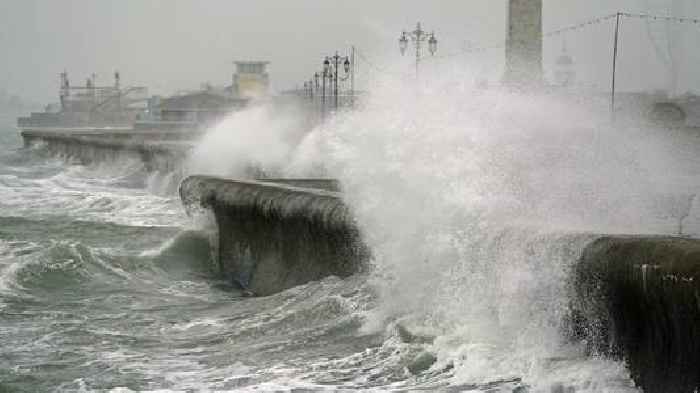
233, 61, 270, 99
158, 91, 247, 125
17, 71, 148, 128
19, 61, 274, 130
136, 60, 271, 130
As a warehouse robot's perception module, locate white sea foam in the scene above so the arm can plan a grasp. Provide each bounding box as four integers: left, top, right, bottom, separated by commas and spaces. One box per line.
277, 64, 700, 389
0, 160, 185, 227
0, 239, 41, 300
146, 170, 179, 196
176, 60, 700, 388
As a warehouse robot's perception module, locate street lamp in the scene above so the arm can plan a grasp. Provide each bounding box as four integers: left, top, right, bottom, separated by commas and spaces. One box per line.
399, 22, 438, 76
303, 80, 315, 99
322, 52, 351, 113
322, 58, 333, 117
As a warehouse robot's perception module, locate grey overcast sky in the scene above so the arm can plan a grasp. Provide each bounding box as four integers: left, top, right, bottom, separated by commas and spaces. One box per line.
2, 0, 699, 103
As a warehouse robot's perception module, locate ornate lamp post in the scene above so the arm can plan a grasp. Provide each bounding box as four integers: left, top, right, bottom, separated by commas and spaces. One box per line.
321, 61, 330, 117
399, 22, 438, 76
311, 72, 324, 120
322, 52, 351, 112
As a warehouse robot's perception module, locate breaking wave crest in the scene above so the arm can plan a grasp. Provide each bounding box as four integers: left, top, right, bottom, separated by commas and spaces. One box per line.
278, 67, 700, 389
0, 150, 185, 227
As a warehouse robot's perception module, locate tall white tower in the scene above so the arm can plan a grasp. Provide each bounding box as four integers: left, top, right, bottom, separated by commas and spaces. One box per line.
643, 0, 686, 96
503, 0, 543, 87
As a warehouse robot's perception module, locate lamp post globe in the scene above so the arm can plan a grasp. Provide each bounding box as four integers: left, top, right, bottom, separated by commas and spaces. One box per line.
428, 33, 438, 56
399, 32, 408, 55
399, 22, 438, 76
319, 52, 352, 113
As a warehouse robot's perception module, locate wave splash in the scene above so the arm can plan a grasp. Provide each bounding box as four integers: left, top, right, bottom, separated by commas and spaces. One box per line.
281, 68, 700, 390
0, 146, 185, 227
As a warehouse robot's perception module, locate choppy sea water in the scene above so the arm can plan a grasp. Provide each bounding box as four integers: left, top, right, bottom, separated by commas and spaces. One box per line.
0, 123, 389, 392
4, 104, 693, 392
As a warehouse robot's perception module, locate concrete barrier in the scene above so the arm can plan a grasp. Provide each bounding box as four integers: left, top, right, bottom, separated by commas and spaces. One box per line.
179, 175, 367, 296
573, 236, 700, 393
179, 174, 699, 390
21, 130, 191, 172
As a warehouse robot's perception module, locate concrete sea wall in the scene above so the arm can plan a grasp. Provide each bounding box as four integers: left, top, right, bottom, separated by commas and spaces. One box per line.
574, 236, 700, 393
179, 175, 367, 296
181, 175, 699, 391
21, 129, 193, 172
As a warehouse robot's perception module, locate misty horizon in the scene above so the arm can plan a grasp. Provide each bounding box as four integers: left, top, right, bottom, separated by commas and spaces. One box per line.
3, 0, 700, 104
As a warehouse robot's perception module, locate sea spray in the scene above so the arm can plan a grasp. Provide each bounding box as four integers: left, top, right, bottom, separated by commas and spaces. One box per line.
174, 56, 700, 389
186, 102, 312, 179
285, 67, 700, 389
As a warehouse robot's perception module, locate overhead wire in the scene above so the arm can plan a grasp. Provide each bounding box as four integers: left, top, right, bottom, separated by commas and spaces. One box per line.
427, 11, 700, 62
303, 12, 700, 86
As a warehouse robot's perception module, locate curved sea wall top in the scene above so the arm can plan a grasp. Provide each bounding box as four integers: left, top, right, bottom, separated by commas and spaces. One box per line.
179, 176, 349, 228
179, 175, 367, 296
